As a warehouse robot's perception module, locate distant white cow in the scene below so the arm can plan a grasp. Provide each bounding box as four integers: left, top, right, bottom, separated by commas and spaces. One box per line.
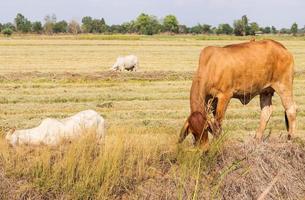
6, 110, 105, 146
112, 55, 138, 71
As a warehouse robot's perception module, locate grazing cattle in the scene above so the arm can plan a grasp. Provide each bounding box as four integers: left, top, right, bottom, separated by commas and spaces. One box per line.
179, 39, 296, 150
6, 110, 105, 146
111, 55, 139, 71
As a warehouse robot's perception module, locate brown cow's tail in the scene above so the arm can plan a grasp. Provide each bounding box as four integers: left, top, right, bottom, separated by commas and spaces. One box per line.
179, 120, 189, 143
285, 112, 289, 131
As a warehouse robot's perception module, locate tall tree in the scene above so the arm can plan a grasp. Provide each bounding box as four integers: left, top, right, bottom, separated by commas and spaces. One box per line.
233, 20, 244, 36
162, 15, 179, 33
190, 24, 202, 34
241, 15, 249, 36
216, 23, 233, 35
14, 13, 32, 33
32, 21, 43, 33
134, 13, 161, 35
178, 25, 189, 34
91, 18, 107, 33
271, 26, 277, 34
201, 24, 211, 33
262, 26, 271, 34
81, 16, 93, 33
248, 22, 259, 35
290, 22, 298, 36
44, 14, 56, 34
190, 24, 211, 34
53, 20, 68, 33
121, 21, 136, 33
280, 28, 290, 34
81, 17, 107, 33
68, 20, 81, 34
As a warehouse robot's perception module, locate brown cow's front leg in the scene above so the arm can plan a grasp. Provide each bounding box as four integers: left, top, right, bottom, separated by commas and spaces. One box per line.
212, 94, 231, 138
255, 93, 273, 142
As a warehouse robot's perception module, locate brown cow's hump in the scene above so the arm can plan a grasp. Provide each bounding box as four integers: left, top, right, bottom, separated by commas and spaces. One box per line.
223, 39, 286, 50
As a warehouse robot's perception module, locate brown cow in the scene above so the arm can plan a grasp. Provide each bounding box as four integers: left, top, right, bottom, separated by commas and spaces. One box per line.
179, 39, 296, 150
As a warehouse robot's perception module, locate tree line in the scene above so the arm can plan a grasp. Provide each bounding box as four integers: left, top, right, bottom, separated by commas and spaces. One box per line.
0, 13, 304, 36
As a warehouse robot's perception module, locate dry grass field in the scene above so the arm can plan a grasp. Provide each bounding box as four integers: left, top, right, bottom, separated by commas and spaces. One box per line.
0, 35, 305, 199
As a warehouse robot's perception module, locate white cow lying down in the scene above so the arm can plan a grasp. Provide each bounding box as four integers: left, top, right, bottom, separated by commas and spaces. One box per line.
6, 110, 105, 146
112, 55, 138, 71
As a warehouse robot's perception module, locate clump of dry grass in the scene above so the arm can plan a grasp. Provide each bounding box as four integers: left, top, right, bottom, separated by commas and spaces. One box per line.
0, 129, 177, 199
1, 129, 305, 199
217, 136, 305, 200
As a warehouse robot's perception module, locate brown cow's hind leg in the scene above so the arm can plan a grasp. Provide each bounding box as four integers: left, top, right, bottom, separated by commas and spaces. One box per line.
274, 84, 297, 140
255, 93, 273, 141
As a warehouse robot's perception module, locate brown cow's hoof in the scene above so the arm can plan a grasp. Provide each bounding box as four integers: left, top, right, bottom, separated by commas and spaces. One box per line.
288, 134, 292, 140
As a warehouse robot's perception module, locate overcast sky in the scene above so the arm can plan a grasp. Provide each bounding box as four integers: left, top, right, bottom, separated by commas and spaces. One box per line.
0, 0, 304, 28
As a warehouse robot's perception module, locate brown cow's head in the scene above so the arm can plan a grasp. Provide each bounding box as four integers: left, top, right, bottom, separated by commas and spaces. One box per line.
179, 111, 209, 145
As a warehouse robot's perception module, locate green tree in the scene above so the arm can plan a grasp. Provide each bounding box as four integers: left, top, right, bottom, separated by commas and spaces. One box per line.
262, 26, 271, 34
53, 20, 68, 33
233, 20, 244, 36
162, 15, 179, 33
91, 18, 107, 33
202, 24, 211, 33
134, 13, 161, 35
109, 25, 121, 33
241, 15, 249, 35
300, 26, 305, 35
14, 13, 32, 33
178, 25, 189, 34
2, 28, 13, 36
271, 26, 277, 34
2, 23, 16, 31
233, 15, 256, 36
81, 17, 107, 33
81, 16, 93, 33
280, 28, 290, 34
44, 14, 56, 34
32, 21, 43, 33
248, 22, 259, 35
190, 24, 211, 34
290, 22, 298, 36
121, 21, 137, 33
216, 23, 233, 35
190, 24, 202, 34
